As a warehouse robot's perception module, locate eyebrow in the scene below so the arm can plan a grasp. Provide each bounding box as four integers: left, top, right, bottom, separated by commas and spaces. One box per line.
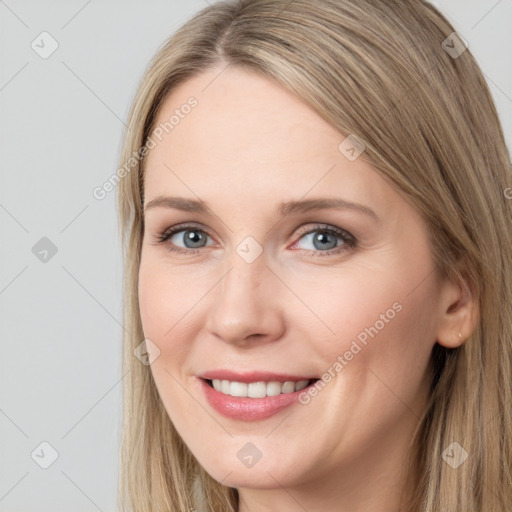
144, 196, 378, 219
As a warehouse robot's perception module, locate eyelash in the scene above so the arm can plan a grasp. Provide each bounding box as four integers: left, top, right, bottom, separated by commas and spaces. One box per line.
154, 222, 357, 257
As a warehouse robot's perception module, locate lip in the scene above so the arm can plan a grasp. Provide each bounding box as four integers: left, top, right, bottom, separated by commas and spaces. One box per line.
197, 371, 319, 422
197, 369, 317, 383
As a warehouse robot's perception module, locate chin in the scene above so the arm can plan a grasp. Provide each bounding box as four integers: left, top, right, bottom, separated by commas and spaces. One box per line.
205, 466, 294, 490
195, 449, 308, 490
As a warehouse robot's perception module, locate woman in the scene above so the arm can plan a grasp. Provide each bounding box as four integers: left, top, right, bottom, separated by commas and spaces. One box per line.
116, 1, 512, 510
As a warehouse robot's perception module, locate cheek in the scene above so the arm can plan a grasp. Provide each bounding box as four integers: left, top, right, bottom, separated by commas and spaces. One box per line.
138, 258, 202, 418
138, 256, 202, 340
283, 261, 407, 349
291, 259, 438, 390
138, 255, 221, 384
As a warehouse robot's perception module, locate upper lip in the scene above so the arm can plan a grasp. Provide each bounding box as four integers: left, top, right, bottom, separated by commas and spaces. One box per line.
197, 370, 318, 383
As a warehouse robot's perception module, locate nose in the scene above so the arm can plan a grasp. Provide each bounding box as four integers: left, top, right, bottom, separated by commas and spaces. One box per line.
205, 257, 286, 347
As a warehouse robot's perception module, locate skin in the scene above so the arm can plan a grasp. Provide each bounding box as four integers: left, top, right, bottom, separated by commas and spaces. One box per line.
139, 64, 477, 512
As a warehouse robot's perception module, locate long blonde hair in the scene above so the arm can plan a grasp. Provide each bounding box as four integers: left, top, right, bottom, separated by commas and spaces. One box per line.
116, 1, 512, 510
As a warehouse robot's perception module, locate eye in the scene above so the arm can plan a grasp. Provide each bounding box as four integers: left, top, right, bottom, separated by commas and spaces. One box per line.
292, 223, 356, 257
154, 223, 214, 255
153, 222, 357, 257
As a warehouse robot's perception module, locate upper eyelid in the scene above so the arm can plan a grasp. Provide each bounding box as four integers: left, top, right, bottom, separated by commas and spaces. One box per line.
295, 223, 352, 237
159, 222, 354, 245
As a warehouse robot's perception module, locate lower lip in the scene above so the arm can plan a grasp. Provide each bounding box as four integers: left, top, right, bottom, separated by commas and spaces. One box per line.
199, 378, 313, 422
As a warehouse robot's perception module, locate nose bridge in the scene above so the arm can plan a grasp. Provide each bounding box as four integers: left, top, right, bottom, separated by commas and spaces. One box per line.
206, 248, 284, 345
221, 231, 271, 298
218, 252, 267, 319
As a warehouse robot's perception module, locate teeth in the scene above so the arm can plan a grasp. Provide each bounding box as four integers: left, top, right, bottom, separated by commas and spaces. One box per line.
210, 379, 311, 398
267, 381, 283, 397
248, 381, 267, 398
220, 379, 230, 394
230, 381, 247, 397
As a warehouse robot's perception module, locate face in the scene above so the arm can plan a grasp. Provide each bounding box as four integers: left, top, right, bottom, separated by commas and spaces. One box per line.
139, 65, 446, 495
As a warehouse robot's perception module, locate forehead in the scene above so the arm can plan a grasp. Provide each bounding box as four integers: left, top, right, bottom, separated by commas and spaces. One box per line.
143, 66, 395, 217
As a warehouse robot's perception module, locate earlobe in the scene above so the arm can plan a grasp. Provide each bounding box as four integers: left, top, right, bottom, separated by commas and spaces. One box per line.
435, 277, 479, 349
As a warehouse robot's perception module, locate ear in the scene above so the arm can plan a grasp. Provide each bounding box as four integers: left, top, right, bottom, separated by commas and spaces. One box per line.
435, 275, 479, 348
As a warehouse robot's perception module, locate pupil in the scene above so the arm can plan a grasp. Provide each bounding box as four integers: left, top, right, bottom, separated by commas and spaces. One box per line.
185, 230, 204, 248
314, 231, 336, 250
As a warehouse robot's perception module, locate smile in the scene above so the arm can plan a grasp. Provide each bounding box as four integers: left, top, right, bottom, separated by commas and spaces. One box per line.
198, 373, 321, 421
206, 378, 314, 398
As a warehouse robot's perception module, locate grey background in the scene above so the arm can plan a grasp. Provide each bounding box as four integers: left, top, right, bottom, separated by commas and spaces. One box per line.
0, 1, 510, 510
